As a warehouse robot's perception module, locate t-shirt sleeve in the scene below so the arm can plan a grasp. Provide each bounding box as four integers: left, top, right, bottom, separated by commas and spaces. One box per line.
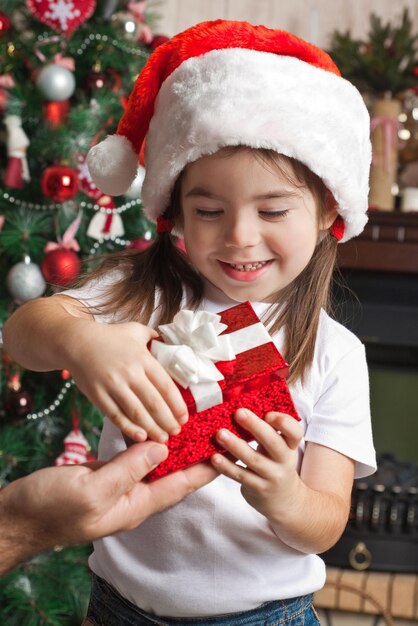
55, 269, 124, 322
304, 343, 376, 479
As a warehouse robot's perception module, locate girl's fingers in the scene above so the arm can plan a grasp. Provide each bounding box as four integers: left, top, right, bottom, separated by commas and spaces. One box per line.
211, 451, 262, 490
145, 357, 189, 425
211, 408, 304, 480
109, 385, 173, 443
215, 427, 273, 480
93, 392, 148, 443
263, 411, 304, 450
231, 409, 292, 460
128, 376, 184, 436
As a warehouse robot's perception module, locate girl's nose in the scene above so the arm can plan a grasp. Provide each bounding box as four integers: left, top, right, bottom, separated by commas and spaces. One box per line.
224, 212, 260, 248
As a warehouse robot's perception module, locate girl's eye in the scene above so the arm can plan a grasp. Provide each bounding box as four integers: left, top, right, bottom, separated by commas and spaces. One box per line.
195, 209, 223, 218
259, 209, 290, 219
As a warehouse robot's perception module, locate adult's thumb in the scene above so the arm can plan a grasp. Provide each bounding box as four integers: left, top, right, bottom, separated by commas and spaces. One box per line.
96, 443, 168, 500
145, 443, 169, 468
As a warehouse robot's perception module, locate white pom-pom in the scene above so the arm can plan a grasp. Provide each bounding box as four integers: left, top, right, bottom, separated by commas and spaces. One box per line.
87, 135, 138, 196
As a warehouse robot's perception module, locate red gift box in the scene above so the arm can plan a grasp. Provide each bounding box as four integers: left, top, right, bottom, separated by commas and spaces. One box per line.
147, 301, 299, 480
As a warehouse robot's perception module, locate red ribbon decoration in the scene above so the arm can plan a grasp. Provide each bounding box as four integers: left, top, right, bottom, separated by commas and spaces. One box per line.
44, 212, 82, 252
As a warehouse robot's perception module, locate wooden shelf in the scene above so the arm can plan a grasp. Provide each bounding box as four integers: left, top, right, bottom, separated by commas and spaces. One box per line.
338, 211, 418, 274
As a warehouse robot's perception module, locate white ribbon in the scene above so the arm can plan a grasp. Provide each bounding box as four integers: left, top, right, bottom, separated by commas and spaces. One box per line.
151, 310, 235, 389
151, 308, 272, 412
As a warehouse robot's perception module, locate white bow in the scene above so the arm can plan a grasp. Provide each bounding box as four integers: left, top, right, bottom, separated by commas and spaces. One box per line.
150, 310, 235, 389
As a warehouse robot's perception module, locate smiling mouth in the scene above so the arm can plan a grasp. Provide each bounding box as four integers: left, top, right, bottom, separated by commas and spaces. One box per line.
224, 260, 270, 272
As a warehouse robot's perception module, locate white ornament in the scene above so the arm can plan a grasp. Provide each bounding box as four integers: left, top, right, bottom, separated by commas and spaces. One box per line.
7, 257, 46, 302
87, 211, 125, 240
55, 429, 89, 466
36, 64, 76, 101
4, 115, 31, 183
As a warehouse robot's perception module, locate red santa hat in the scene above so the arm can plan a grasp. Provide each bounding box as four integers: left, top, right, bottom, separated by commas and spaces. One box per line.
87, 20, 372, 243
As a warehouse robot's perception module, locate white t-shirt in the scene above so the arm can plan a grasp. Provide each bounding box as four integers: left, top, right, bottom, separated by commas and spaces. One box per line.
63, 274, 376, 618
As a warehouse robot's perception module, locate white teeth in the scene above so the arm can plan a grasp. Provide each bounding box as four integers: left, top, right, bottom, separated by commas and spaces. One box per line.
228, 261, 268, 271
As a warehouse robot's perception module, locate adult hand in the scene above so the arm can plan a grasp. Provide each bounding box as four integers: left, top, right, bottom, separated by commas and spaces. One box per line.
1, 442, 217, 575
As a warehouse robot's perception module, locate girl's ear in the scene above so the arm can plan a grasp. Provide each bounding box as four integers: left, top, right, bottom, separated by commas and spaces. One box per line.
319, 190, 339, 231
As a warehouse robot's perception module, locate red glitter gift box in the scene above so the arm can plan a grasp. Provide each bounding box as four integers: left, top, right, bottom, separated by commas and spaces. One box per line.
147, 301, 299, 480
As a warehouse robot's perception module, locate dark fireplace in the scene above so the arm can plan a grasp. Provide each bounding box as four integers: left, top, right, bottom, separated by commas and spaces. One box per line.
333, 268, 418, 368
334, 211, 418, 463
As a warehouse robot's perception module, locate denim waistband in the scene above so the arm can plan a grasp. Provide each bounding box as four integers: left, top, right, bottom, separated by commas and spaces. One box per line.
86, 573, 316, 626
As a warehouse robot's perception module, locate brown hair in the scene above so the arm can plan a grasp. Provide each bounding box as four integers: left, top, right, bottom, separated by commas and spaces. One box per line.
78, 148, 338, 384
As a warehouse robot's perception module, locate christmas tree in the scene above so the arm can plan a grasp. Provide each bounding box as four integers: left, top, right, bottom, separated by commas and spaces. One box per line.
0, 1, 166, 622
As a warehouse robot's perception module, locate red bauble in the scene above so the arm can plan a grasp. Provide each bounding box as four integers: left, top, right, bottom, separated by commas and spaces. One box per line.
41, 166, 78, 202
0, 11, 11, 35
43, 101, 70, 127
41, 248, 81, 286
149, 34, 170, 50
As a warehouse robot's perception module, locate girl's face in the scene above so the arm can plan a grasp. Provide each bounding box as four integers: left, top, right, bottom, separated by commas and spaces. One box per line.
180, 149, 336, 303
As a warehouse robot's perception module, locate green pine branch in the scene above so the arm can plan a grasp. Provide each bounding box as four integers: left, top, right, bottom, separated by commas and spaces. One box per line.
328, 8, 418, 95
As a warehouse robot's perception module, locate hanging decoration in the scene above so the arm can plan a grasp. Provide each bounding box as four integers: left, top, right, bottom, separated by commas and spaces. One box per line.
36, 59, 76, 102
41, 164, 78, 202
41, 247, 81, 286
6, 256, 46, 302
55, 405, 95, 465
0, 11, 11, 35
27, 0, 96, 35
3, 115, 31, 190
33, 46, 76, 125
41, 212, 82, 286
87, 194, 125, 240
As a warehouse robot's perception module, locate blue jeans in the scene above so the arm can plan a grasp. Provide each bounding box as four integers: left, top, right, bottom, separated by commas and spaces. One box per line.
82, 574, 321, 626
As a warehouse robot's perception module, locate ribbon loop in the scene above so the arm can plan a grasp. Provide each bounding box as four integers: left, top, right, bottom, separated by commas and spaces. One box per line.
151, 310, 235, 390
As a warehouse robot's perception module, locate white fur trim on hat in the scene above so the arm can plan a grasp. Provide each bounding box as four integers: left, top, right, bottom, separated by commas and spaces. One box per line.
141, 48, 371, 243
87, 134, 138, 196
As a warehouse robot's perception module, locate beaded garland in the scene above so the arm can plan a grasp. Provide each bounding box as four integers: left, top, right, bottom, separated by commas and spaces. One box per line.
148, 302, 299, 480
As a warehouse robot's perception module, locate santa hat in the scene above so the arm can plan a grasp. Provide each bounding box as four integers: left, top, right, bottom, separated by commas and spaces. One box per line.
87, 20, 371, 243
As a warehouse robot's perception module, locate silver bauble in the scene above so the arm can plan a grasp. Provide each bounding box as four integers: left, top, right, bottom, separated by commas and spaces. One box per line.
124, 166, 146, 199
36, 64, 76, 102
7, 258, 46, 302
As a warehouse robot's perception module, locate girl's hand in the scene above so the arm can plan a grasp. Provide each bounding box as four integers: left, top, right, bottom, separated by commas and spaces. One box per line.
211, 408, 304, 522
67, 320, 188, 443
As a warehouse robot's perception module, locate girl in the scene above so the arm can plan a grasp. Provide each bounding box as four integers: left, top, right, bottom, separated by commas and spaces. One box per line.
4, 20, 376, 626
